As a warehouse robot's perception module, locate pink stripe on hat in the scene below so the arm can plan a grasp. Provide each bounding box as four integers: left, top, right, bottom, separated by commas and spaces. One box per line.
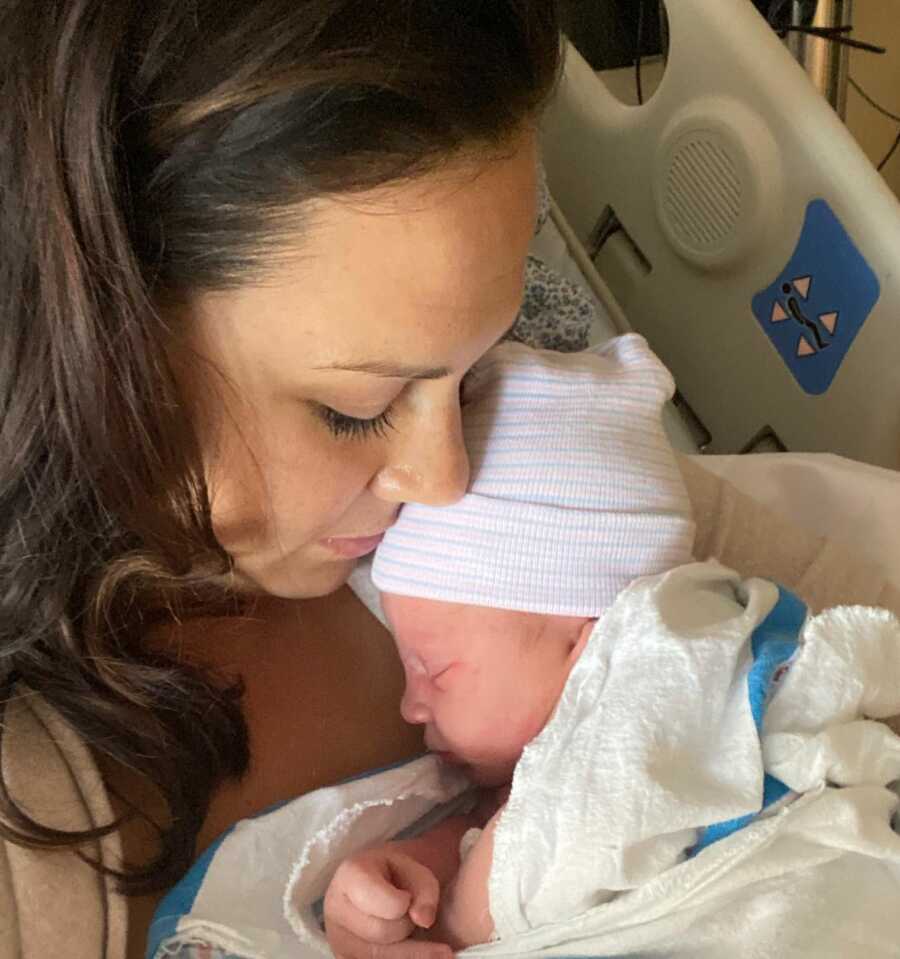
372, 335, 695, 616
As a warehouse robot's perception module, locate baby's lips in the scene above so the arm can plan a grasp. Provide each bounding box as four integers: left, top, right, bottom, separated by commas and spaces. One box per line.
432, 749, 465, 766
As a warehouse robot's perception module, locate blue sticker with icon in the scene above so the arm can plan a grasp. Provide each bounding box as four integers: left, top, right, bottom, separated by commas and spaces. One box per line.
751, 199, 880, 395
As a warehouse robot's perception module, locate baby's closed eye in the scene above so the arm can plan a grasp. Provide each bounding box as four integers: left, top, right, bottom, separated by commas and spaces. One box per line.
429, 663, 458, 688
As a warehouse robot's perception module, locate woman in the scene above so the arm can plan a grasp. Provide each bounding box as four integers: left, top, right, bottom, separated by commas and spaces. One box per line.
1, 2, 557, 954
2, 3, 898, 959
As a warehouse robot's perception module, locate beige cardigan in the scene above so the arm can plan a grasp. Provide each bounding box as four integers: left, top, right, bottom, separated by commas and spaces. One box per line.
2, 458, 899, 959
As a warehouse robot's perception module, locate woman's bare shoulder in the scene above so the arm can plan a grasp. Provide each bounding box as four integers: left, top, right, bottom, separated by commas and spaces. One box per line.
111, 587, 423, 957
181, 587, 424, 847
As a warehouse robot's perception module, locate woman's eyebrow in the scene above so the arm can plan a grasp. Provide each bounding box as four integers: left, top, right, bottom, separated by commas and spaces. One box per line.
314, 360, 450, 379
314, 315, 520, 379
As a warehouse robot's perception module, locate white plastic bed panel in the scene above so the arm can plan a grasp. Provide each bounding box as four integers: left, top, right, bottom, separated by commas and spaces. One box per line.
540, 0, 900, 469
530, 199, 700, 454
532, 197, 900, 589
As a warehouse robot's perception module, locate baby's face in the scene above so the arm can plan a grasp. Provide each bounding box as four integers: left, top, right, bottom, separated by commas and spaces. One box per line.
381, 592, 590, 786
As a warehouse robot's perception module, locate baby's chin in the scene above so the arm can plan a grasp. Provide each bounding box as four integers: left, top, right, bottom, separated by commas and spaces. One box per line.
467, 761, 516, 788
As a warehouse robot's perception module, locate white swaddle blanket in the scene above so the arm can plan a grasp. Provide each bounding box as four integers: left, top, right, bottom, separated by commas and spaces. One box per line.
483, 561, 900, 954
150, 561, 900, 959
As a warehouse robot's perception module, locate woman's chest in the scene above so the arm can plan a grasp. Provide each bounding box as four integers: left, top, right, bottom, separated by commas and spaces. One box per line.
113, 587, 423, 957
195, 588, 424, 847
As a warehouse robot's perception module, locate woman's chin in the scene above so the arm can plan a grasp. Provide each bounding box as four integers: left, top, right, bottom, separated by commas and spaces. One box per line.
232, 550, 357, 600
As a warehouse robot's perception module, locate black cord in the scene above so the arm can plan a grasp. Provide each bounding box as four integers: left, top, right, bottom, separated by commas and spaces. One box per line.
846, 77, 900, 171
763, 0, 897, 172
635, 0, 645, 106
782, 25, 885, 55
849, 77, 900, 124
878, 130, 900, 172
765, 0, 886, 56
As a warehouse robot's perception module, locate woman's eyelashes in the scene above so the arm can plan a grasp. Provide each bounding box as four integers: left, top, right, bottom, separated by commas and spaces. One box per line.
316, 403, 397, 441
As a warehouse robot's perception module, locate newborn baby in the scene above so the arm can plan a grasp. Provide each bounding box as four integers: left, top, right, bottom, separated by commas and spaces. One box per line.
321, 337, 900, 958
325, 333, 695, 948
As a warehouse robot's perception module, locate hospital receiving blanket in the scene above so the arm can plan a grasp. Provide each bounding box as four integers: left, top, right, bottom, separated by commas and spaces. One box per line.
481, 561, 900, 956
146, 757, 473, 959
150, 561, 900, 959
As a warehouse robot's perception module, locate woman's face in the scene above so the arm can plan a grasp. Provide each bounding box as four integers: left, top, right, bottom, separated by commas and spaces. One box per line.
182, 131, 539, 597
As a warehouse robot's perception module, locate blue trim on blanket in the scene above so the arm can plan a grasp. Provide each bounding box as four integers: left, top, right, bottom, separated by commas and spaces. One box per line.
145, 754, 429, 959
147, 794, 300, 958
146, 824, 236, 959
691, 585, 806, 855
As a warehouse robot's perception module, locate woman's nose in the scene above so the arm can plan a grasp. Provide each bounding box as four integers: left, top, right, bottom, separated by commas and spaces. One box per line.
372, 404, 469, 506
400, 678, 431, 725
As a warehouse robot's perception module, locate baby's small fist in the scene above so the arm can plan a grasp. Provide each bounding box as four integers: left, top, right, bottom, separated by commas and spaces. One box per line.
324, 845, 443, 952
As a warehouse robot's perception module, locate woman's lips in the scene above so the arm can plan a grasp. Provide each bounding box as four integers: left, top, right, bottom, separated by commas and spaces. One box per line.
320, 531, 387, 559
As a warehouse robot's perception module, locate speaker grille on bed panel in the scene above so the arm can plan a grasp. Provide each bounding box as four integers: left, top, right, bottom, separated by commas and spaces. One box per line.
662, 132, 743, 256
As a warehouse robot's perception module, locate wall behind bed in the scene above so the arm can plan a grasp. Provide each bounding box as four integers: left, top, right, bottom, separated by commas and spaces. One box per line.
846, 0, 900, 199
563, 0, 900, 198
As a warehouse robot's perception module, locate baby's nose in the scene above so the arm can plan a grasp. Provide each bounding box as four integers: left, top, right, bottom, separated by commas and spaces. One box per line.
400, 680, 431, 725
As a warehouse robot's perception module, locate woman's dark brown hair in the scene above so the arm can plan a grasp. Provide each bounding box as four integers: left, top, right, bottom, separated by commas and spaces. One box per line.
0, 1, 561, 893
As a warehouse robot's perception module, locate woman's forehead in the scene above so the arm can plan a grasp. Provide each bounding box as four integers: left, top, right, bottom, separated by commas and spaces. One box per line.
187, 133, 538, 379
313, 136, 539, 289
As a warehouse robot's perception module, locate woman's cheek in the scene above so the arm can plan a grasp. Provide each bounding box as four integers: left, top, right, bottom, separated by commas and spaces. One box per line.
207, 416, 348, 552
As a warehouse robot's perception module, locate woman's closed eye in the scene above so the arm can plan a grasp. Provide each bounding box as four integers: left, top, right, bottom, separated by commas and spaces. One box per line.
315, 402, 397, 441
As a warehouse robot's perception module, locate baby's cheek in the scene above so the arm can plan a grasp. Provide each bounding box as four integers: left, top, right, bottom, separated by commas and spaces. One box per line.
516, 710, 550, 749
494, 705, 547, 757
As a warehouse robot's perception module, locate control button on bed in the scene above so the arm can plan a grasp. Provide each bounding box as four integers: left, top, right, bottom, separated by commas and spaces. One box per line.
751, 199, 880, 395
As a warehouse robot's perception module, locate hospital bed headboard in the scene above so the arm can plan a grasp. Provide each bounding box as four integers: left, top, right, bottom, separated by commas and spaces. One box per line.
541, 0, 900, 469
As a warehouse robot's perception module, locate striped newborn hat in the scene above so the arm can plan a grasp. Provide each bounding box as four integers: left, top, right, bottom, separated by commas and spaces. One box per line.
372, 335, 695, 617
